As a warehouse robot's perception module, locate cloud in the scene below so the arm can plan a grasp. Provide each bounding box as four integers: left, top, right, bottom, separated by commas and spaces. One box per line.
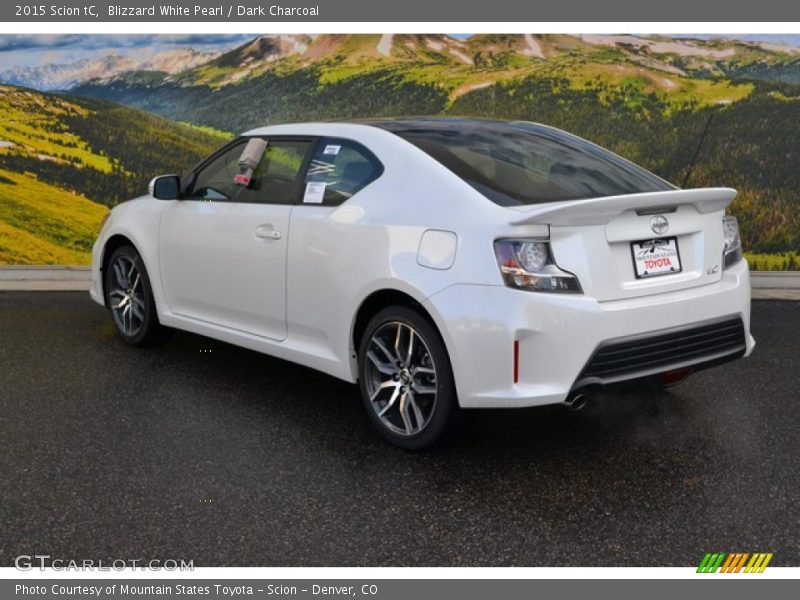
154, 34, 258, 45
0, 35, 86, 52
0, 34, 255, 54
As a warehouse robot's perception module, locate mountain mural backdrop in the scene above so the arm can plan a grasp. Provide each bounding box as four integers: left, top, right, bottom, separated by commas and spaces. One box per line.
2, 34, 800, 268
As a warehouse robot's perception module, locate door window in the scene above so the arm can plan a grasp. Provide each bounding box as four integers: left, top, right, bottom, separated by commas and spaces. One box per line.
187, 138, 312, 204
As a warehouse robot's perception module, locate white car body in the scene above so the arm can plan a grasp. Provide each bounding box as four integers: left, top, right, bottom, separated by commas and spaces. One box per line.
90, 119, 754, 415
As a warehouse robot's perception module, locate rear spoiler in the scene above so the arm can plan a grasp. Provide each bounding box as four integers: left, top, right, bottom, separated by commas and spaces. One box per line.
509, 188, 737, 227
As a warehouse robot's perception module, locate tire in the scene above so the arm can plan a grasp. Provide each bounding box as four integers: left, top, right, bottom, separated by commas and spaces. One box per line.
357, 305, 463, 450
104, 245, 169, 346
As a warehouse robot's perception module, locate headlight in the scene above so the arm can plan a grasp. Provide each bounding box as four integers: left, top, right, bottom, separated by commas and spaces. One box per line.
722, 215, 742, 269
494, 239, 582, 293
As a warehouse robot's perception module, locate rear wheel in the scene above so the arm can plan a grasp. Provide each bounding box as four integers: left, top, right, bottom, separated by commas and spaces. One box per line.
358, 306, 462, 450
104, 245, 168, 346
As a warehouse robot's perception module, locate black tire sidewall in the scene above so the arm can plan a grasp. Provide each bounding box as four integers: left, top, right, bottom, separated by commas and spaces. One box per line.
358, 305, 458, 450
104, 246, 162, 346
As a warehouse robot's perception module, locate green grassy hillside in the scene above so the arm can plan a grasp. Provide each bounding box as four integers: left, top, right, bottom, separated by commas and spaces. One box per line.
0, 84, 230, 264
0, 85, 230, 206
0, 168, 107, 264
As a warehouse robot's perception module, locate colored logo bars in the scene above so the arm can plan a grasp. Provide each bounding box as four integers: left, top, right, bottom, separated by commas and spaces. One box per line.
697, 552, 773, 573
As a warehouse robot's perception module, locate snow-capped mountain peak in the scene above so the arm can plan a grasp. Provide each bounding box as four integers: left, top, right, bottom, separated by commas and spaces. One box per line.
0, 48, 219, 91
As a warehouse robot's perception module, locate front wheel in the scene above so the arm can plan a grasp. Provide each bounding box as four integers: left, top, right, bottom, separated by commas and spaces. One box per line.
104, 245, 169, 346
358, 306, 462, 450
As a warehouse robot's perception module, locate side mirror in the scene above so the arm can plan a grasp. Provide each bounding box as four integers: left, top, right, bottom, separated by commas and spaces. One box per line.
148, 174, 180, 200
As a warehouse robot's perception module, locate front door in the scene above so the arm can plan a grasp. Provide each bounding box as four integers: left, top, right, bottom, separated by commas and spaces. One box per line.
158, 137, 313, 341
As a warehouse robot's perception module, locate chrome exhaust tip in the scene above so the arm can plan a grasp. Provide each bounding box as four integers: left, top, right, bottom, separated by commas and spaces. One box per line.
564, 391, 590, 411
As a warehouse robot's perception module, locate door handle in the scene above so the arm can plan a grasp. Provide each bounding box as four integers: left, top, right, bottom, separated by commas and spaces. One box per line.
255, 224, 282, 240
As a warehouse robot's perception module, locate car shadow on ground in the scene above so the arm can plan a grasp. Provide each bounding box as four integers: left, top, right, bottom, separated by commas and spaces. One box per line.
150, 326, 693, 460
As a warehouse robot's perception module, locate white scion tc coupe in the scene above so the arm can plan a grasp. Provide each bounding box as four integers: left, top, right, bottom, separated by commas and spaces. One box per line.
90, 118, 754, 449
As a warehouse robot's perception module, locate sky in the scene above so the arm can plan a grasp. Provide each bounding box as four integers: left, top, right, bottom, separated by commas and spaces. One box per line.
1, 33, 799, 69
0, 34, 256, 68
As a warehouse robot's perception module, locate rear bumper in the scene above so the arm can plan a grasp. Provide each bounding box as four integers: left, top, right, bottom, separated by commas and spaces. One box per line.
424, 259, 753, 408
573, 315, 746, 390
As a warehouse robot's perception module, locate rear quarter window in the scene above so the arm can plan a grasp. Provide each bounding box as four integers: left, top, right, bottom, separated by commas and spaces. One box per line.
302, 138, 383, 206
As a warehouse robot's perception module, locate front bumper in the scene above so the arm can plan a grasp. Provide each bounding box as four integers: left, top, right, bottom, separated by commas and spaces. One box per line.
89, 237, 105, 307
424, 259, 754, 409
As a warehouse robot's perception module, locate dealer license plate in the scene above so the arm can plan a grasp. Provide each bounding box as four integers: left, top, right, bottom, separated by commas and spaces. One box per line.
630, 237, 682, 278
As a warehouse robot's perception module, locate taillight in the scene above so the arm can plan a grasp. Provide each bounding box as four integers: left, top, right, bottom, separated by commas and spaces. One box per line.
722, 215, 743, 270
494, 239, 581, 293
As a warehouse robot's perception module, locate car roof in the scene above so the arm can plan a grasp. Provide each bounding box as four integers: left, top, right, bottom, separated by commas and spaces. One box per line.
357, 116, 558, 134
356, 116, 529, 128
242, 121, 382, 138
242, 117, 554, 139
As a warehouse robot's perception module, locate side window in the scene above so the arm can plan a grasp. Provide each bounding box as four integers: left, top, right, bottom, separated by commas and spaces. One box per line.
186, 140, 246, 201
302, 138, 383, 206
187, 138, 311, 204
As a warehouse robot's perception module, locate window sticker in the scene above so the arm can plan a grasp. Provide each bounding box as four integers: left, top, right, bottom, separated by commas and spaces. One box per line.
323, 144, 341, 156
303, 181, 327, 204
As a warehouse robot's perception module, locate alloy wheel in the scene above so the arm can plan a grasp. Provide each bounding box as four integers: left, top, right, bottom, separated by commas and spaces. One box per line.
108, 255, 146, 337
364, 321, 438, 437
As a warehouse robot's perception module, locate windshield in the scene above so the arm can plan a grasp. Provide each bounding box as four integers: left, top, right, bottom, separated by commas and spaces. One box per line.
370, 119, 674, 206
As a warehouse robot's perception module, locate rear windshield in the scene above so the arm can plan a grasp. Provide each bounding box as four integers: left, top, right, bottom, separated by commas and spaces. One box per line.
377, 120, 674, 206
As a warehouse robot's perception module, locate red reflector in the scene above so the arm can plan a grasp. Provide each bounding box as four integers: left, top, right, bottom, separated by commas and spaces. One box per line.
661, 367, 693, 387
513, 340, 520, 384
